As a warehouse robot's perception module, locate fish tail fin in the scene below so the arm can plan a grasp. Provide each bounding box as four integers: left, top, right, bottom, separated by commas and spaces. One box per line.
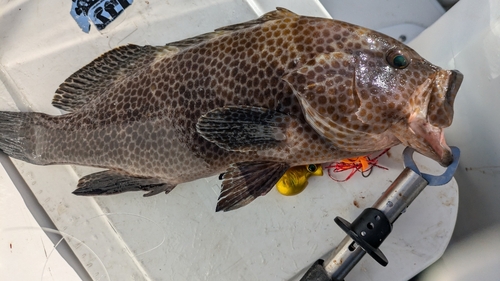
0, 111, 42, 164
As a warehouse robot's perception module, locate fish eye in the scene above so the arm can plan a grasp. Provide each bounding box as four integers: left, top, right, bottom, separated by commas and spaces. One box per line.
307, 164, 317, 172
386, 49, 410, 69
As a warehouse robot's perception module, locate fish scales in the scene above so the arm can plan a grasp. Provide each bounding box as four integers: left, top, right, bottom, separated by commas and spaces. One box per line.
19, 11, 367, 178
39, 11, 345, 170
0, 8, 462, 211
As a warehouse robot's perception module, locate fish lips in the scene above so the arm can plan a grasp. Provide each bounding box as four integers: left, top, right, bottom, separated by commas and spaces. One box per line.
404, 69, 463, 167
428, 70, 464, 128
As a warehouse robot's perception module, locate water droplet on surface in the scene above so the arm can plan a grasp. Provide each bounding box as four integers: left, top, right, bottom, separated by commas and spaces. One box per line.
386, 201, 394, 207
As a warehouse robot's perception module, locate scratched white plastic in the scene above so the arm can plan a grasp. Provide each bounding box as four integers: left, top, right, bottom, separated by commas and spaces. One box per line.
0, 1, 457, 280
0, 153, 82, 281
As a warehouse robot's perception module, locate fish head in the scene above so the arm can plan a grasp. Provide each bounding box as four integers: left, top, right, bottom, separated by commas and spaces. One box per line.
284, 26, 463, 166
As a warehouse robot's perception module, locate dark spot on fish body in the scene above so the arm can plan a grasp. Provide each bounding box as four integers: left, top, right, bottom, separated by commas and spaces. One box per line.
304, 37, 314, 46
244, 78, 253, 89
177, 84, 187, 95
108, 113, 119, 123
338, 104, 349, 114
187, 100, 196, 111
266, 37, 276, 46
316, 85, 326, 94
409, 78, 417, 86
216, 74, 226, 86
366, 113, 374, 121
379, 95, 388, 103
244, 63, 256, 75
287, 60, 298, 69
336, 83, 347, 93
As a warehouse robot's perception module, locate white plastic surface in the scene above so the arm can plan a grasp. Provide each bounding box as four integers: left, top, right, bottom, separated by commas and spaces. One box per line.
0, 86, 81, 280
421, 224, 500, 281
409, 0, 500, 244
0, 155, 82, 280
0, 1, 458, 280
321, 0, 444, 44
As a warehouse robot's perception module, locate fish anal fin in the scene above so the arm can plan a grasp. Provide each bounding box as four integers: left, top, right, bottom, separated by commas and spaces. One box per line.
196, 106, 290, 152
52, 44, 177, 112
216, 162, 289, 212
73, 170, 175, 197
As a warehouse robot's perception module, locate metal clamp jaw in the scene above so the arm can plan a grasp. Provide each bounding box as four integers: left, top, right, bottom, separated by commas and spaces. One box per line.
403, 146, 460, 186
300, 146, 461, 281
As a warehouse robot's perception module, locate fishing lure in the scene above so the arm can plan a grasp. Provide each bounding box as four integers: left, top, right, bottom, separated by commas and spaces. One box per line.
276, 164, 323, 196
327, 149, 390, 182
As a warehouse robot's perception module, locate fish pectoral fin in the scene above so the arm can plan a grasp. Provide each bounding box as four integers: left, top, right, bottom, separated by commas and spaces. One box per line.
196, 106, 290, 152
73, 171, 175, 197
216, 161, 289, 212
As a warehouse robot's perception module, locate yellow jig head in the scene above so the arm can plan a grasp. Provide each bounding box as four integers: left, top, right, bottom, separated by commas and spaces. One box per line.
276, 164, 323, 196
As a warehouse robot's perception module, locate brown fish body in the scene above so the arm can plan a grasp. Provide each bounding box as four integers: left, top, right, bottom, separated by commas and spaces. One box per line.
0, 8, 462, 211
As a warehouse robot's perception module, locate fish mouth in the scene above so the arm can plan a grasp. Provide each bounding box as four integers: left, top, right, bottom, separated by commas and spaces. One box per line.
397, 69, 462, 167
408, 119, 453, 166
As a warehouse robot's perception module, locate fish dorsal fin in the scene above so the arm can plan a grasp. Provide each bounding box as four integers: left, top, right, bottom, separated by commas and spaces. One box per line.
165, 31, 226, 49
215, 7, 298, 32
216, 161, 289, 212
164, 8, 298, 50
53, 8, 297, 112
52, 44, 177, 112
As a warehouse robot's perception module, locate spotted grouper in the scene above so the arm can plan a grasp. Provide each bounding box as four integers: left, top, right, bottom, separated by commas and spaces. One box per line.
0, 8, 462, 211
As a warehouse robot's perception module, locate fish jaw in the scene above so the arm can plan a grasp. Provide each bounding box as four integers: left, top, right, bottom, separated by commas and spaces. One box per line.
408, 118, 453, 166
391, 118, 453, 166
393, 69, 462, 166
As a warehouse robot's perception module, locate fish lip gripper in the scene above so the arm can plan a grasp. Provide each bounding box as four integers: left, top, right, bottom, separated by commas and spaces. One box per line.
299, 146, 461, 281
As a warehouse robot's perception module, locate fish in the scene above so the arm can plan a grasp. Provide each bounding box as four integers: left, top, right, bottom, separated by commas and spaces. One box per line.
0, 8, 463, 212
276, 164, 323, 196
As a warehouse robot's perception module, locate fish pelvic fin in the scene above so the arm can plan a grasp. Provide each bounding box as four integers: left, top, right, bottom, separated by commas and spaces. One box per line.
216, 162, 289, 212
53, 44, 177, 112
196, 106, 290, 152
73, 170, 176, 197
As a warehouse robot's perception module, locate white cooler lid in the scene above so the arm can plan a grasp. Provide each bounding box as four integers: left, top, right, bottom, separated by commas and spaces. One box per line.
0, 1, 457, 280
